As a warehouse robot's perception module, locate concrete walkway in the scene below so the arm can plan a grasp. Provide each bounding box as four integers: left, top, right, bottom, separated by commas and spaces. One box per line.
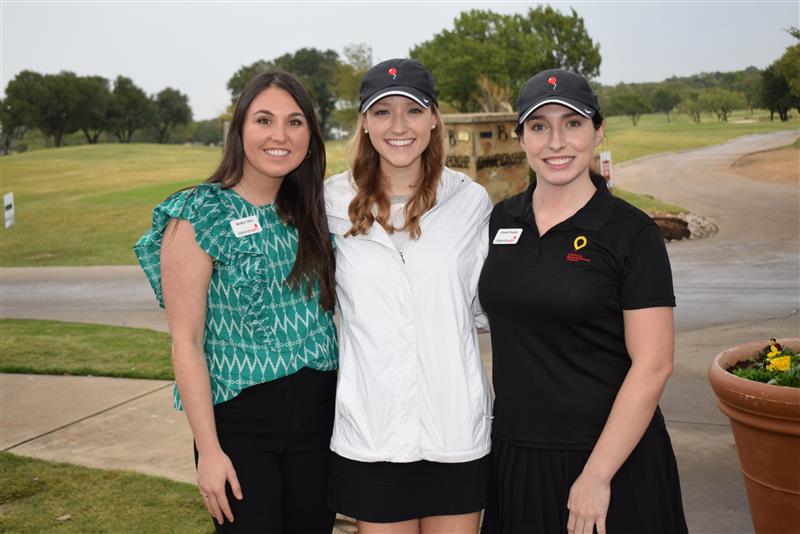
2, 130, 799, 533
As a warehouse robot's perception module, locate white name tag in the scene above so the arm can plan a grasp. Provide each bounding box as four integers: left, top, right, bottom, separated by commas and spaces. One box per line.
493, 228, 523, 245
230, 216, 262, 238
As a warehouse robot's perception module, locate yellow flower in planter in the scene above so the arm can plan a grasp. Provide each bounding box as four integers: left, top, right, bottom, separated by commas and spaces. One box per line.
767, 339, 783, 359
766, 355, 791, 372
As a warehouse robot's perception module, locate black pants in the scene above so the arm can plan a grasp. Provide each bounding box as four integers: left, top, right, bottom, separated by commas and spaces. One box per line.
195, 368, 337, 534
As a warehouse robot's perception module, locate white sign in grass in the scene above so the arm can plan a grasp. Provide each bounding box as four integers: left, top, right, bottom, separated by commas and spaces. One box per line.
600, 151, 613, 189
4, 192, 14, 228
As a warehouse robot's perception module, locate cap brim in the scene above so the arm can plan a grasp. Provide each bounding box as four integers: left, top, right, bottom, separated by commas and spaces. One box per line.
360, 87, 433, 112
518, 97, 596, 124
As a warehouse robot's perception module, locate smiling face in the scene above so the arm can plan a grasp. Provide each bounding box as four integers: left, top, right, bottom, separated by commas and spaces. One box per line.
241, 86, 311, 184
519, 103, 604, 189
361, 95, 438, 177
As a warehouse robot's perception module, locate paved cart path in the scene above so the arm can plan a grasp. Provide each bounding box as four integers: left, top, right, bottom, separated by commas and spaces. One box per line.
614, 130, 799, 332
2, 130, 799, 533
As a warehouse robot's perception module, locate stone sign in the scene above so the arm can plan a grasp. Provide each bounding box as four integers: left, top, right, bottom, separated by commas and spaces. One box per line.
441, 113, 529, 203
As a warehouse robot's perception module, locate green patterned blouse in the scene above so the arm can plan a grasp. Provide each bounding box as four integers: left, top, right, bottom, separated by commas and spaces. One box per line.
134, 183, 338, 410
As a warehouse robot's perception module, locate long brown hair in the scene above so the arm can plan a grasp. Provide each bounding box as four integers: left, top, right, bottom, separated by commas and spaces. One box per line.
346, 107, 445, 239
206, 71, 335, 311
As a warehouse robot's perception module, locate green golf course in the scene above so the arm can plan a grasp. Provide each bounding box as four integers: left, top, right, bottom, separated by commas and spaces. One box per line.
1, 110, 796, 267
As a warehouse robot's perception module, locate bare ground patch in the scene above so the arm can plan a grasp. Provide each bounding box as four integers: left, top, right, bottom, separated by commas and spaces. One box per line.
730, 145, 799, 184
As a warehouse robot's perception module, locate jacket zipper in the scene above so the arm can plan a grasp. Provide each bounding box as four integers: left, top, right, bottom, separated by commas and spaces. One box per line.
399, 250, 406, 264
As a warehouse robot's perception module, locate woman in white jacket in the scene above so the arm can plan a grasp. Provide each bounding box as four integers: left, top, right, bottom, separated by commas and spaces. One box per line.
325, 58, 493, 534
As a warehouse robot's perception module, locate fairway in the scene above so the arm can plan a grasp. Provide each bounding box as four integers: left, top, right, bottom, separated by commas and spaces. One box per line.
0, 142, 352, 266
599, 110, 800, 162
1, 111, 796, 267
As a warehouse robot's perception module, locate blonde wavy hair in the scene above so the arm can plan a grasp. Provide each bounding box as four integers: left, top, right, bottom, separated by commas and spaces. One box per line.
346, 107, 445, 239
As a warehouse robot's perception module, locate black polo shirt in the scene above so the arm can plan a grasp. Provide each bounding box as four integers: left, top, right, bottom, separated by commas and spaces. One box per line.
478, 173, 675, 449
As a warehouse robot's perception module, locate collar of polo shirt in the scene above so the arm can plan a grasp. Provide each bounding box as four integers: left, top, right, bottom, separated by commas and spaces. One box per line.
503, 173, 615, 230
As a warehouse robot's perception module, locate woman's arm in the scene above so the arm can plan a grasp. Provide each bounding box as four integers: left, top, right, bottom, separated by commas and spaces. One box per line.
566, 307, 675, 534
161, 218, 243, 525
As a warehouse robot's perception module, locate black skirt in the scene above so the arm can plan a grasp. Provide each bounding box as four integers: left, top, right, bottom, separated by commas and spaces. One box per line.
328, 453, 491, 523
482, 428, 688, 534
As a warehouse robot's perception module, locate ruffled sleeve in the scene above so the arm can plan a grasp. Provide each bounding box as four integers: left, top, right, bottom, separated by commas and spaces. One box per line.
134, 184, 235, 307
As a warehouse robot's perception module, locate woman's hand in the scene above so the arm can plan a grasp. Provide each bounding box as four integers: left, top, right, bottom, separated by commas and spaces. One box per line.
567, 471, 611, 534
197, 447, 243, 525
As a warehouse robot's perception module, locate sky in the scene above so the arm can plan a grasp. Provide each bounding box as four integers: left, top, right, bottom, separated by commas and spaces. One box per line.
2, 1, 798, 120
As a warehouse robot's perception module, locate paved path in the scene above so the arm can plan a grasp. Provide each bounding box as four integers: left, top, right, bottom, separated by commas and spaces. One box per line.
2, 130, 799, 533
614, 130, 800, 333
1, 265, 167, 332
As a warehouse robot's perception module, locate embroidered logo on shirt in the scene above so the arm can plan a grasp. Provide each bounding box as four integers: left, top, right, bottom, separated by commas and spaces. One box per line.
566, 235, 591, 262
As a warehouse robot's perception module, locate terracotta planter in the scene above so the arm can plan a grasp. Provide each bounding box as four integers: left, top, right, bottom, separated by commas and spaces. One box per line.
708, 338, 800, 534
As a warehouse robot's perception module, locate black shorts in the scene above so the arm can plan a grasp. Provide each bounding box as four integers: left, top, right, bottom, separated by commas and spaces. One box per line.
328, 452, 490, 523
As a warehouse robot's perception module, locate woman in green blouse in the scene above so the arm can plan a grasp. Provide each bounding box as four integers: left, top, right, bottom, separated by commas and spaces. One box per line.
135, 72, 337, 533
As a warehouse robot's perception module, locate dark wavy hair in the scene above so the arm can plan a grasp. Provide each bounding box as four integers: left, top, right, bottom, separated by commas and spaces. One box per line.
205, 71, 335, 311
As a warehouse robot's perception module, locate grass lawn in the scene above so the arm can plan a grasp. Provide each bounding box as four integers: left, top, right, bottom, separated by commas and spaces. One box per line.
1, 110, 796, 266
612, 189, 686, 214
0, 144, 220, 266
0, 452, 212, 533
601, 109, 800, 162
0, 319, 173, 380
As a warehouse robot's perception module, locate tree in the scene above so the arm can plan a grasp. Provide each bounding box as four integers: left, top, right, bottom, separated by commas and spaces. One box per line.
608, 93, 651, 126
74, 76, 111, 143
698, 88, 746, 122
192, 119, 224, 146
476, 75, 514, 112
108, 76, 155, 142
678, 92, 706, 123
1, 71, 44, 153
773, 28, 800, 99
227, 48, 341, 136
8, 71, 83, 147
0, 98, 28, 155
756, 28, 800, 121
332, 43, 373, 131
650, 88, 680, 122
526, 6, 602, 80
335, 43, 372, 108
227, 60, 271, 103
740, 74, 763, 113
761, 65, 798, 121
152, 88, 192, 143
411, 7, 601, 112
272, 48, 340, 137
39, 72, 84, 147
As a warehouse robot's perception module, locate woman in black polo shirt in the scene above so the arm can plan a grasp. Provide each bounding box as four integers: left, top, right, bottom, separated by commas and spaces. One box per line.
479, 69, 687, 534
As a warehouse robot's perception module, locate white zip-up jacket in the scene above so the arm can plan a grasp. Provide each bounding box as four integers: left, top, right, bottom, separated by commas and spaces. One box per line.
325, 167, 493, 463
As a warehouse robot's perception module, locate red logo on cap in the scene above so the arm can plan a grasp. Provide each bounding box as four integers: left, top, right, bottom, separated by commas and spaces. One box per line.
547, 76, 557, 90
388, 67, 397, 79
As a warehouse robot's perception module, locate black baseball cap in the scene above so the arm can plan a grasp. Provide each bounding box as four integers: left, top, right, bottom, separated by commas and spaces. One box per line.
516, 69, 600, 124
359, 58, 437, 113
